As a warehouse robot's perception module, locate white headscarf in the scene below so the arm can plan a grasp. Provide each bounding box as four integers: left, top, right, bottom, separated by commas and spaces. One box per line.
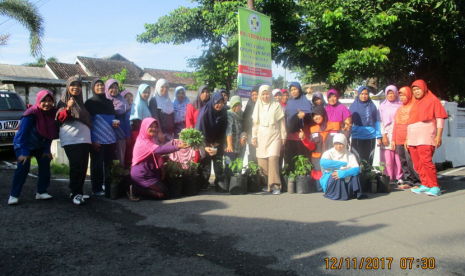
153, 79, 174, 114
252, 85, 284, 127
322, 133, 359, 170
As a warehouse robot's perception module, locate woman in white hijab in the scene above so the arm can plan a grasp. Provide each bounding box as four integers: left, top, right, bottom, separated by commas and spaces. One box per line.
252, 85, 287, 195
320, 133, 367, 200
149, 79, 175, 142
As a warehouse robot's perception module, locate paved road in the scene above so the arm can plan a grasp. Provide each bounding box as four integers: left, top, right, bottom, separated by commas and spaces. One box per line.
1, 167, 464, 275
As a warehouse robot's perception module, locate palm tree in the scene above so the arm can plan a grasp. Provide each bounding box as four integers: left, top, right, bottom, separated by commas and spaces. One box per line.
0, 0, 44, 57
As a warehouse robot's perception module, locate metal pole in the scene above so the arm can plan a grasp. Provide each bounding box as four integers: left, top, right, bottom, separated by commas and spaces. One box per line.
248, 0, 254, 10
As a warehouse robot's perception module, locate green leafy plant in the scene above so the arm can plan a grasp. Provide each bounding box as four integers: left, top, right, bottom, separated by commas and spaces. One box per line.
101, 68, 128, 92
179, 128, 204, 149
107, 160, 129, 185
228, 158, 243, 176
288, 171, 296, 181
183, 161, 199, 177
164, 159, 184, 178
245, 161, 260, 176
372, 162, 386, 176
293, 155, 312, 177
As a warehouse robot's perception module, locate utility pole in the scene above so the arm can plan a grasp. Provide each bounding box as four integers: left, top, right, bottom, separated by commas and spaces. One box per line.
248, 0, 254, 10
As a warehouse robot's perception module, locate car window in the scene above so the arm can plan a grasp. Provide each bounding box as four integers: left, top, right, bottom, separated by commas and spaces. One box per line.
0, 93, 27, 111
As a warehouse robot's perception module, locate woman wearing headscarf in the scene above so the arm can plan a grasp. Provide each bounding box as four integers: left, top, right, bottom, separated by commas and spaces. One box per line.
349, 86, 382, 191
320, 133, 366, 200
284, 82, 312, 174
325, 89, 352, 136
173, 86, 189, 138
252, 85, 286, 194
149, 79, 175, 142
378, 85, 403, 185
392, 87, 421, 189
240, 85, 259, 163
281, 88, 289, 108
219, 88, 230, 111
195, 92, 228, 187
129, 84, 152, 139
84, 79, 117, 197
121, 90, 133, 107
128, 118, 188, 201
186, 85, 210, 128
272, 88, 285, 173
8, 90, 58, 205
224, 96, 243, 176
408, 80, 448, 197
272, 88, 282, 104
299, 106, 340, 192
56, 76, 92, 205
105, 79, 131, 168
311, 91, 327, 107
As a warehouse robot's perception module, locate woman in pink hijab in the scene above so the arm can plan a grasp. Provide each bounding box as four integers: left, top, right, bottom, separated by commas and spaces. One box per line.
128, 118, 188, 201
378, 85, 403, 185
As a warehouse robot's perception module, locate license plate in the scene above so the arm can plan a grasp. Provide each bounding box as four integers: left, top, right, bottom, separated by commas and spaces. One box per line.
0, 132, 15, 137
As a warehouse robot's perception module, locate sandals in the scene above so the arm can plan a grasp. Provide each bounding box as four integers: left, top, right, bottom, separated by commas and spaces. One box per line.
398, 185, 411, 190
127, 186, 140, 202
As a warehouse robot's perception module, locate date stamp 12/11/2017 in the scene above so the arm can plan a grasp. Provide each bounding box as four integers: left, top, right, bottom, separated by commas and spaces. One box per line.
324, 257, 436, 270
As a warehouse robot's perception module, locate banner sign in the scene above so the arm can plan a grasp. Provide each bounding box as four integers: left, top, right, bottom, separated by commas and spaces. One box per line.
237, 7, 272, 98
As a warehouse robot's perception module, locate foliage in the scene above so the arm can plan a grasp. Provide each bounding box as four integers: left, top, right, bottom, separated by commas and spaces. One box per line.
0, 0, 44, 57
22, 56, 59, 67
164, 159, 184, 178
30, 157, 69, 176
137, 0, 240, 91
107, 160, 129, 185
228, 158, 243, 175
361, 160, 386, 180
292, 155, 312, 177
272, 75, 288, 89
245, 161, 260, 176
184, 161, 199, 176
101, 68, 128, 92
179, 128, 204, 149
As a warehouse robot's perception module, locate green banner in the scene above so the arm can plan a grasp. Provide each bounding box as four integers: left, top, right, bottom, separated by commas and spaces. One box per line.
237, 7, 272, 97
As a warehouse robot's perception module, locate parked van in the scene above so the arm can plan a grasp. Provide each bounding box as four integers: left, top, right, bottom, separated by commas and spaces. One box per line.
0, 91, 27, 147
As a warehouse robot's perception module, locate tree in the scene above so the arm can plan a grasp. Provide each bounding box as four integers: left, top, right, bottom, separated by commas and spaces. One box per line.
137, 1, 241, 91
22, 56, 58, 67
0, 0, 44, 57
101, 68, 128, 92
267, 0, 465, 100
272, 75, 288, 89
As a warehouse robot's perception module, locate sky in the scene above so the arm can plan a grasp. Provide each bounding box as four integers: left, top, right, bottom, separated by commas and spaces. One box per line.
0, 0, 297, 81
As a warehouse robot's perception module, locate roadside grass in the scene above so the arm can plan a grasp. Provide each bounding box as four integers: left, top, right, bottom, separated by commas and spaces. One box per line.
30, 157, 69, 177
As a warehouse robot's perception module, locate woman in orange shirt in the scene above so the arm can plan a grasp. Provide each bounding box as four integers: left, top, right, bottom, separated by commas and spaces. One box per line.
299, 106, 340, 191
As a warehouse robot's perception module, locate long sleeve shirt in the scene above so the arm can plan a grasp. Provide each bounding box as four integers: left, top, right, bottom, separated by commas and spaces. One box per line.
13, 115, 51, 156
351, 121, 382, 140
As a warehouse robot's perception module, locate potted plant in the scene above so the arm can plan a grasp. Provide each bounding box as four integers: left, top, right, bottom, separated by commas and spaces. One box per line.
107, 160, 130, 199
228, 158, 247, 195
373, 162, 390, 193
182, 161, 201, 196
245, 161, 261, 192
280, 164, 289, 193
287, 172, 296, 194
293, 155, 312, 194
164, 159, 184, 198
179, 128, 204, 149
214, 156, 229, 193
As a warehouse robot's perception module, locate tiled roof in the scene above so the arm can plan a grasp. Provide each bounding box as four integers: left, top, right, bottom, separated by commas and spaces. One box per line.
142, 68, 195, 86
76, 56, 143, 79
46, 62, 88, 79
0, 64, 55, 79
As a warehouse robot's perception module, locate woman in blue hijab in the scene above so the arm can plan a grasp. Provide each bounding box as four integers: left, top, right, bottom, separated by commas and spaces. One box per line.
349, 86, 382, 192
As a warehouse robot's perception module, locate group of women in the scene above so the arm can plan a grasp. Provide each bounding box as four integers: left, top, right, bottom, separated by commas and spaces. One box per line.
8, 75, 447, 205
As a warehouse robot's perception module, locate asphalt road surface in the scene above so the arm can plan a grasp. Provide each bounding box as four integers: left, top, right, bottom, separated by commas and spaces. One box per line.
1, 168, 464, 275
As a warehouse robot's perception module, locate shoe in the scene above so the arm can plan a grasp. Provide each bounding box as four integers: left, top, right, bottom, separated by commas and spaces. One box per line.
93, 191, 105, 196
73, 194, 85, 205
8, 196, 18, 205
69, 193, 90, 199
425, 186, 441, 197
397, 179, 404, 185
272, 189, 281, 195
411, 185, 430, 194
262, 188, 270, 192
36, 193, 52, 200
